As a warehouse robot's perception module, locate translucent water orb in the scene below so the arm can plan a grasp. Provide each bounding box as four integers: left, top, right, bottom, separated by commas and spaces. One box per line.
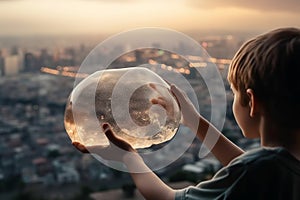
64, 67, 181, 149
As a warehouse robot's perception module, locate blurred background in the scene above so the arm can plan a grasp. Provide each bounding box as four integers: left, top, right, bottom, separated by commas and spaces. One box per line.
0, 0, 299, 199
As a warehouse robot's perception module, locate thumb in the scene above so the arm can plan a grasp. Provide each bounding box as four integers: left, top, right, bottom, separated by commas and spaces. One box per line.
170, 84, 186, 106
102, 123, 135, 152
102, 123, 118, 145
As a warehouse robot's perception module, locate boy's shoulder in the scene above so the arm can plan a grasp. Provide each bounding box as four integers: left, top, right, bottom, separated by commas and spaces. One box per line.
233, 147, 285, 163
230, 147, 300, 174
176, 147, 300, 200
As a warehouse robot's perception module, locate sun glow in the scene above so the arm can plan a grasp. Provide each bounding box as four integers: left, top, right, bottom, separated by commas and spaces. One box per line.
0, 0, 299, 36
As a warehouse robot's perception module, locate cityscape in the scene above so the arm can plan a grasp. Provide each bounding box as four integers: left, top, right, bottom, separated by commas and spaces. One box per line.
0, 33, 261, 200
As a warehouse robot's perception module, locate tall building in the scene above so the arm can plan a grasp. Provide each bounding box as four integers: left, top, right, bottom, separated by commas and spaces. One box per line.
11, 46, 24, 72
24, 52, 37, 72
4, 55, 20, 76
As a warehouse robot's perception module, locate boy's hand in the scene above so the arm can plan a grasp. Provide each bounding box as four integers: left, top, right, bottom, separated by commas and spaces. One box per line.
169, 84, 200, 132
150, 83, 200, 132
149, 83, 176, 119
72, 124, 137, 162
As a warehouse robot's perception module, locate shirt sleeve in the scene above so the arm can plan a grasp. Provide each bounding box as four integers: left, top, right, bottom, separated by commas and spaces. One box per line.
174, 158, 249, 200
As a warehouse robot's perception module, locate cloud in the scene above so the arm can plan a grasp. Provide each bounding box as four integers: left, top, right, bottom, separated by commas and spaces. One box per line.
187, 0, 300, 12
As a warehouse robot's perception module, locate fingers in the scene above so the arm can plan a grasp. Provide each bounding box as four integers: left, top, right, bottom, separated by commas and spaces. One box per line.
102, 123, 118, 144
170, 84, 189, 105
72, 141, 89, 153
170, 84, 184, 99
149, 83, 157, 90
151, 97, 167, 109
102, 124, 135, 152
170, 84, 183, 106
149, 82, 170, 95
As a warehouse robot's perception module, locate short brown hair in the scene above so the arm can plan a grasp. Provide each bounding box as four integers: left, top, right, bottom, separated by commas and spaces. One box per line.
228, 27, 300, 130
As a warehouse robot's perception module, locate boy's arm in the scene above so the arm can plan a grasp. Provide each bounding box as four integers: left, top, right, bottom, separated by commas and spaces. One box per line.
170, 85, 244, 166
122, 153, 175, 200
103, 124, 175, 200
196, 115, 244, 166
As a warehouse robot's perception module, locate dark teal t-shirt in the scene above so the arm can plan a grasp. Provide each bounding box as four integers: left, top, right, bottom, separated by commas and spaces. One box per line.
175, 147, 300, 200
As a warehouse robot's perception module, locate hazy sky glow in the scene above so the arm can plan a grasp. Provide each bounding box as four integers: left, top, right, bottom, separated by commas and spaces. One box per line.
0, 0, 299, 36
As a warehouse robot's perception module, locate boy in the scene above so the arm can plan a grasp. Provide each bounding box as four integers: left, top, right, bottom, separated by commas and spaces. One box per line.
73, 27, 300, 199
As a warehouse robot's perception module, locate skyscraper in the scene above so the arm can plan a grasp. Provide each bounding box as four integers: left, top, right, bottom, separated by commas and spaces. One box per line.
4, 55, 19, 76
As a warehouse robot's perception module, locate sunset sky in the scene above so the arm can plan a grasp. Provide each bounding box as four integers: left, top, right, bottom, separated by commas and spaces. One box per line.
0, 0, 299, 36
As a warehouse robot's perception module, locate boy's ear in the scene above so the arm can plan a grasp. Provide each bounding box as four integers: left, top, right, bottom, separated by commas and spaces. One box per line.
246, 89, 259, 117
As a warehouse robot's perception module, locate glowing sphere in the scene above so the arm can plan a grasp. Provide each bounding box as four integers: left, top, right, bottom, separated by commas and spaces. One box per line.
64, 67, 181, 149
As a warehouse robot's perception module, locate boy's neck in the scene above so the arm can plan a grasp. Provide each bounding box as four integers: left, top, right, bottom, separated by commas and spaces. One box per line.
260, 119, 300, 160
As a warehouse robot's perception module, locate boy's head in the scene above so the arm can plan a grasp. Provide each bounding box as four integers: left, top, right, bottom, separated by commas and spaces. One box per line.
228, 27, 300, 131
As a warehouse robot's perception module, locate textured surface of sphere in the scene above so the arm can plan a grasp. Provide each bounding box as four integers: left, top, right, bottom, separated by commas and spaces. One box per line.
64, 67, 181, 149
